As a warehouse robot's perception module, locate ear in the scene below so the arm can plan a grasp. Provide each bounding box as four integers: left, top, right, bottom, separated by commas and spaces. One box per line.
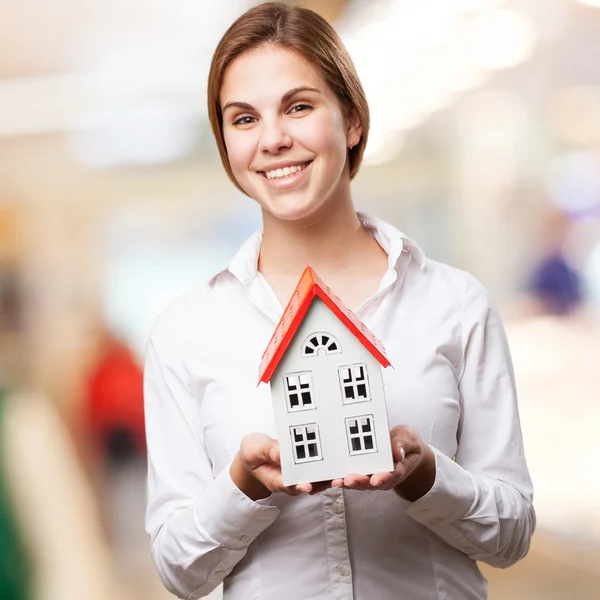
346, 107, 362, 149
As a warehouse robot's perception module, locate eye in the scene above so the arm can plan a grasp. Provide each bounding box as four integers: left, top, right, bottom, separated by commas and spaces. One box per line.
232, 115, 257, 126
289, 103, 313, 114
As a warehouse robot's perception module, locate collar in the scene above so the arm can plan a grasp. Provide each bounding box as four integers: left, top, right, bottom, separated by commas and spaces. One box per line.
208, 212, 425, 290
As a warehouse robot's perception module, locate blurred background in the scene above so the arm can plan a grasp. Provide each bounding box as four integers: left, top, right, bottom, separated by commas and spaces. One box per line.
0, 0, 599, 599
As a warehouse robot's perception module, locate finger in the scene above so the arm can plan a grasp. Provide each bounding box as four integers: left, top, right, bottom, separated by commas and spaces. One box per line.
392, 441, 407, 464
268, 446, 280, 464
370, 471, 393, 487
242, 435, 281, 469
331, 478, 344, 488
393, 461, 411, 481
376, 462, 413, 490
343, 473, 370, 488
254, 442, 280, 468
294, 482, 312, 494
390, 425, 422, 456
254, 463, 288, 494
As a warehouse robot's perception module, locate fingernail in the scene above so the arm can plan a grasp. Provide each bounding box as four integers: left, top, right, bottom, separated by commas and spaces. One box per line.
398, 446, 405, 462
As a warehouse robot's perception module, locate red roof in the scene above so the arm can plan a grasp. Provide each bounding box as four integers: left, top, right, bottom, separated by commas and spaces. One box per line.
258, 266, 391, 384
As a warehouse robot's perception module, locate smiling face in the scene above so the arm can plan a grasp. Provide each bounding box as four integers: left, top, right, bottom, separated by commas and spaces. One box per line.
220, 45, 362, 223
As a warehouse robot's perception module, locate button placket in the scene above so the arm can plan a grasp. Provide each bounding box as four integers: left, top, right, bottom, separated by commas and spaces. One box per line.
323, 488, 353, 599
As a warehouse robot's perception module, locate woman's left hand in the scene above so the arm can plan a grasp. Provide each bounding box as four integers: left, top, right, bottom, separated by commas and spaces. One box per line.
331, 425, 436, 501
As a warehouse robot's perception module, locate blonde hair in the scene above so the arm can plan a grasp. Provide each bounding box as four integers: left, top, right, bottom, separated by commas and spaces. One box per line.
207, 2, 369, 193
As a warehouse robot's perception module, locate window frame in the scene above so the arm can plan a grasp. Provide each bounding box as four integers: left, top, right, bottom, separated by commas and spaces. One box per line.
345, 415, 378, 456
284, 371, 316, 412
338, 363, 371, 404
289, 423, 323, 464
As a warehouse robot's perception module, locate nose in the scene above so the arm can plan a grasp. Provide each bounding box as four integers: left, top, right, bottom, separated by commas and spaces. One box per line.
258, 117, 292, 154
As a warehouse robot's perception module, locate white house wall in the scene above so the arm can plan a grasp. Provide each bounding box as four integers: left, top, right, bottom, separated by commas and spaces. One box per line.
271, 298, 394, 486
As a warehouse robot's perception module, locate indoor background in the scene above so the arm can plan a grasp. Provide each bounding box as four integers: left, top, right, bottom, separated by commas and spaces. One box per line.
0, 1, 599, 599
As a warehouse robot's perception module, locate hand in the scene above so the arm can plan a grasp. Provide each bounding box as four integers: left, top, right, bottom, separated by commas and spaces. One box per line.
331, 425, 436, 501
230, 433, 332, 500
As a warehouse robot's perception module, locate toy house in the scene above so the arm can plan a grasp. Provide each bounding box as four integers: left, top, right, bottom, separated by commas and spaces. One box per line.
258, 267, 394, 486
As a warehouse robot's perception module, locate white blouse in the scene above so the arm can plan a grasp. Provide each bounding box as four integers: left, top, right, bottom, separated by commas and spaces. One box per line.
144, 213, 535, 600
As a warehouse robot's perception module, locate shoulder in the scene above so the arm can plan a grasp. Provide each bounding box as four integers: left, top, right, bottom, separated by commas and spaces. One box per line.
410, 257, 496, 325
365, 213, 487, 305
147, 269, 249, 350
147, 277, 221, 343
421, 257, 470, 290
419, 257, 488, 302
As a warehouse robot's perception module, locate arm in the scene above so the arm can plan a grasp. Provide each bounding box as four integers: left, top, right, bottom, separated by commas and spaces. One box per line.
404, 275, 535, 567
144, 337, 280, 600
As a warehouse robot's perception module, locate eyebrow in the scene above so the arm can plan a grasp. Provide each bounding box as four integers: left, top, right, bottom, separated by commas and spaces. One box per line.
221, 86, 322, 114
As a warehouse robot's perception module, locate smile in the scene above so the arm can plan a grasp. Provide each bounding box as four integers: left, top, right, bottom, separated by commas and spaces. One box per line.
260, 161, 312, 180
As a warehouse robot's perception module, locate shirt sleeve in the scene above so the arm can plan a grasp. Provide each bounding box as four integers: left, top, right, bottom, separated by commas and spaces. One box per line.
405, 275, 535, 568
144, 333, 280, 599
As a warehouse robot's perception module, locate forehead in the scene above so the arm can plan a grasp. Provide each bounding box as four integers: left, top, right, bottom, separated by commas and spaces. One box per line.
220, 45, 330, 105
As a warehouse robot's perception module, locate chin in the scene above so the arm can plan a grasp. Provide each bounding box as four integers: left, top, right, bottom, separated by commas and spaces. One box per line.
249, 188, 318, 222
266, 199, 323, 223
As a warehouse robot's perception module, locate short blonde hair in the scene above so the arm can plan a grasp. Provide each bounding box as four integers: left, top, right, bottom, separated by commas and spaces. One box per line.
207, 2, 369, 193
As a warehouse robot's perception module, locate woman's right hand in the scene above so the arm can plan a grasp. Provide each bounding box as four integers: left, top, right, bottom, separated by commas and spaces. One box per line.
230, 433, 318, 500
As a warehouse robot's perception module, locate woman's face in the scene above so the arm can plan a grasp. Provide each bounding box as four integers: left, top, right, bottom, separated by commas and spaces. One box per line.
220, 45, 361, 223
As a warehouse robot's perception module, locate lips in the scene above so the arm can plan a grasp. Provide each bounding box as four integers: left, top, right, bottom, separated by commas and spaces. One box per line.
258, 160, 313, 188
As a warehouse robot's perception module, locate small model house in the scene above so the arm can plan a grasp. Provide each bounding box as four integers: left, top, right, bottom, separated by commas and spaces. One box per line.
258, 267, 394, 486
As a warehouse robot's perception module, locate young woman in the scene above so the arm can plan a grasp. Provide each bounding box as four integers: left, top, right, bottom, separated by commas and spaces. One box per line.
144, 4, 535, 599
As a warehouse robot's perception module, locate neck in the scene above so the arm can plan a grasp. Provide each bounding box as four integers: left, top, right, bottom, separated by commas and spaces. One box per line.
258, 196, 372, 280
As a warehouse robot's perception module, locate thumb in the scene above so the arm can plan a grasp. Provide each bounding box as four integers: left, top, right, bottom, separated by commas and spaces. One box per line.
241, 434, 280, 468
392, 441, 406, 464
262, 441, 280, 464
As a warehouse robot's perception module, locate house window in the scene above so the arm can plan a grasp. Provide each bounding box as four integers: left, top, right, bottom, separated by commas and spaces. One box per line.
302, 332, 341, 357
345, 415, 377, 455
338, 363, 371, 404
290, 424, 323, 463
284, 372, 315, 412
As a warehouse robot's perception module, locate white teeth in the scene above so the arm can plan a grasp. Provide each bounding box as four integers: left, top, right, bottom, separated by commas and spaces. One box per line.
264, 163, 306, 179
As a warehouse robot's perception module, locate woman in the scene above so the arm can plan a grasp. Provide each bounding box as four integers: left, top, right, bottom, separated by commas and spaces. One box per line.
144, 3, 535, 599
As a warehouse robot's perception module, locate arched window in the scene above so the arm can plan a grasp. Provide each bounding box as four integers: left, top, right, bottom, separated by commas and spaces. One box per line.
302, 332, 341, 357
